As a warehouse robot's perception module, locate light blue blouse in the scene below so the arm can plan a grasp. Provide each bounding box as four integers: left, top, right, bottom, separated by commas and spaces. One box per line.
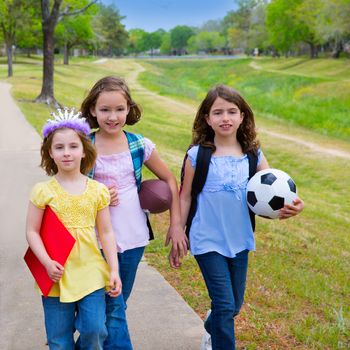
187, 146, 263, 258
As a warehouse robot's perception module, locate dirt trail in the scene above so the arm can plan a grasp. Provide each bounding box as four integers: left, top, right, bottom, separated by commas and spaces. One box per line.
125, 60, 350, 160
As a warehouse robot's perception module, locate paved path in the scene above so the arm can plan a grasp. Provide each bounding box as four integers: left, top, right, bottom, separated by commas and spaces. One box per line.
0, 81, 203, 350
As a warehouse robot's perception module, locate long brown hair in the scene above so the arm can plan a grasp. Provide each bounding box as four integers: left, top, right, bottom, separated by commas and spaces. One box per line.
40, 129, 96, 176
81, 76, 142, 128
192, 84, 259, 154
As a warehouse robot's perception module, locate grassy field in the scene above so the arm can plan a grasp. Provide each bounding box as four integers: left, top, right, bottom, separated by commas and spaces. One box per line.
1, 56, 349, 349
139, 57, 350, 140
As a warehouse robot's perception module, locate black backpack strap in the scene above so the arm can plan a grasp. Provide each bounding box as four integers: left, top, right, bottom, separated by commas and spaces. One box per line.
185, 145, 212, 237
247, 151, 258, 231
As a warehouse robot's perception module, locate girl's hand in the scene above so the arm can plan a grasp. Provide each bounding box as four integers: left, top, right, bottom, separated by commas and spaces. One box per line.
165, 224, 188, 262
108, 271, 122, 297
108, 185, 119, 206
168, 246, 182, 269
279, 197, 304, 219
45, 260, 64, 283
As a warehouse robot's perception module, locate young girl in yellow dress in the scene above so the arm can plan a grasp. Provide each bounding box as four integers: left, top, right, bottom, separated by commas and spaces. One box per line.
25, 108, 121, 350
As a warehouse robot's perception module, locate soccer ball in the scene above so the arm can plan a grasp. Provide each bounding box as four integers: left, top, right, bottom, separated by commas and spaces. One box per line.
246, 168, 297, 219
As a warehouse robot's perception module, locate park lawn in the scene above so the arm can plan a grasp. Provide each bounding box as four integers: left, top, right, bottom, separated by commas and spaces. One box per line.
138, 57, 350, 141
1, 57, 349, 349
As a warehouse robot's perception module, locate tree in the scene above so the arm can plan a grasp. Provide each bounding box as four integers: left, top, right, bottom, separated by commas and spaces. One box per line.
36, 0, 98, 106
92, 3, 128, 57
143, 29, 165, 55
160, 32, 171, 55
16, 7, 42, 57
170, 25, 195, 54
128, 29, 148, 56
0, 0, 38, 77
222, 0, 260, 53
188, 31, 225, 54
266, 0, 304, 56
56, 10, 95, 64
315, 0, 350, 58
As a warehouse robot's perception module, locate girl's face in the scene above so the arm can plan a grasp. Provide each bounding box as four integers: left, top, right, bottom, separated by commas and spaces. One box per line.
90, 90, 129, 136
49, 129, 85, 174
206, 97, 243, 138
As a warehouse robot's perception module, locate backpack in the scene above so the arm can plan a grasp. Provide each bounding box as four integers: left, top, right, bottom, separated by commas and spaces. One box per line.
181, 145, 258, 238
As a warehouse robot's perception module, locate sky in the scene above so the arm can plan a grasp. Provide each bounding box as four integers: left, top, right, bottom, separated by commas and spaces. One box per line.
103, 0, 237, 32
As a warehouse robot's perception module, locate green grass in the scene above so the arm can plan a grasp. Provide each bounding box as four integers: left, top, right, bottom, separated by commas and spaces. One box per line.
1, 56, 349, 349
138, 57, 350, 140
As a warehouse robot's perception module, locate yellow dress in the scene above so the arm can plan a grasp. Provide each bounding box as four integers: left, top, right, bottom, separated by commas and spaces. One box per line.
30, 177, 110, 303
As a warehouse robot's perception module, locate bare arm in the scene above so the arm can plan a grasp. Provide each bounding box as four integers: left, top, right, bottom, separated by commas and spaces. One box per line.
26, 202, 64, 282
166, 158, 196, 268
96, 207, 121, 297
145, 149, 188, 262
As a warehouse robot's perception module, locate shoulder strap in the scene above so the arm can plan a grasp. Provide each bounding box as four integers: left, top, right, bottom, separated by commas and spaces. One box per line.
125, 131, 154, 240
185, 145, 213, 237
247, 151, 258, 231
191, 146, 212, 197
125, 131, 145, 191
87, 132, 96, 179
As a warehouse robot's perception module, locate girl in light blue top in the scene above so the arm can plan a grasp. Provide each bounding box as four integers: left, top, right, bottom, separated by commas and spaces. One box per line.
180, 85, 304, 350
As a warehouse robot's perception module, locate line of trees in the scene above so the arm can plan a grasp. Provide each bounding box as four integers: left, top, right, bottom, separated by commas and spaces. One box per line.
0, 0, 349, 105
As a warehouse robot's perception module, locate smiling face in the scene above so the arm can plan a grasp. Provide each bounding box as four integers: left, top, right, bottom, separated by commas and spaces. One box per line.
206, 97, 243, 139
90, 90, 129, 136
49, 128, 85, 175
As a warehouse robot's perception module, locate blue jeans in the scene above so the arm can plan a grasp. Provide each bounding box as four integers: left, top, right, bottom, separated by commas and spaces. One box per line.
195, 250, 249, 350
104, 246, 145, 350
42, 288, 107, 350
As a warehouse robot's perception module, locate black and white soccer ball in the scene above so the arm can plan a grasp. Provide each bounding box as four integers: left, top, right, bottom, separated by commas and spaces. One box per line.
246, 168, 297, 219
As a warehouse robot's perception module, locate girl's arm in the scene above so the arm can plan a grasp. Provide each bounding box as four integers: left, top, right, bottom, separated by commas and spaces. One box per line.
257, 154, 304, 219
179, 158, 195, 228
171, 158, 195, 268
144, 149, 189, 265
96, 207, 121, 297
257, 154, 269, 171
26, 202, 64, 282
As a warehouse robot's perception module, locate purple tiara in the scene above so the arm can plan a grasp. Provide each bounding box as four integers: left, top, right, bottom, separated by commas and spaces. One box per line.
42, 108, 90, 138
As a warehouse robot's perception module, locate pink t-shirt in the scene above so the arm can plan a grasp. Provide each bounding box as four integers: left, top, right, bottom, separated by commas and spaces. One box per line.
94, 137, 155, 252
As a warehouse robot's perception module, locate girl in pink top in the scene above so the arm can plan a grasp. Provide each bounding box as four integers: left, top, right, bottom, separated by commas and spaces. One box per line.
81, 76, 188, 349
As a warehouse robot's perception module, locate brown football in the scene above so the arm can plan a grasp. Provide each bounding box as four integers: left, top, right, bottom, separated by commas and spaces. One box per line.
139, 179, 172, 214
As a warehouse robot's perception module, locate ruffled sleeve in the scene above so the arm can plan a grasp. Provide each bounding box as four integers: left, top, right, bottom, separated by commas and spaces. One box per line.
97, 183, 110, 211
187, 145, 199, 168
143, 137, 155, 162
30, 182, 51, 209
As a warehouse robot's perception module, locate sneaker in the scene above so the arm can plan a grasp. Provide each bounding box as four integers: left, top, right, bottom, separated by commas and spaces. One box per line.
200, 310, 212, 350
200, 331, 212, 350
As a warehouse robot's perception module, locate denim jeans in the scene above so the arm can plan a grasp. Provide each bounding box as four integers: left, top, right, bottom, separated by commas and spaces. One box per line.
195, 250, 249, 350
104, 246, 145, 350
42, 288, 107, 350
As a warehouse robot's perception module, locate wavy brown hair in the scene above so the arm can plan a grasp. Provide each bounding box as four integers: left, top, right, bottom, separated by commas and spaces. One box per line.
81, 76, 142, 129
192, 84, 259, 154
40, 129, 97, 176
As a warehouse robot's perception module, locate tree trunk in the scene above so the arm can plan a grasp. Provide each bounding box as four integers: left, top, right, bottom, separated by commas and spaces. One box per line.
35, 24, 58, 106
63, 42, 69, 65
331, 40, 343, 59
6, 43, 13, 77
309, 42, 318, 59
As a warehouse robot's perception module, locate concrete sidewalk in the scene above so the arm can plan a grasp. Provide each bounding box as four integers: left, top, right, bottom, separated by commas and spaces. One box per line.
0, 82, 203, 350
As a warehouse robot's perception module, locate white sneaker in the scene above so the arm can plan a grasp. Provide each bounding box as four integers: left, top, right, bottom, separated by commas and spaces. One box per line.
200, 331, 212, 350
200, 310, 212, 350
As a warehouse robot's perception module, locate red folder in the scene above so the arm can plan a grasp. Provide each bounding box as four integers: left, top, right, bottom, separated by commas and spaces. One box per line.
24, 206, 76, 297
